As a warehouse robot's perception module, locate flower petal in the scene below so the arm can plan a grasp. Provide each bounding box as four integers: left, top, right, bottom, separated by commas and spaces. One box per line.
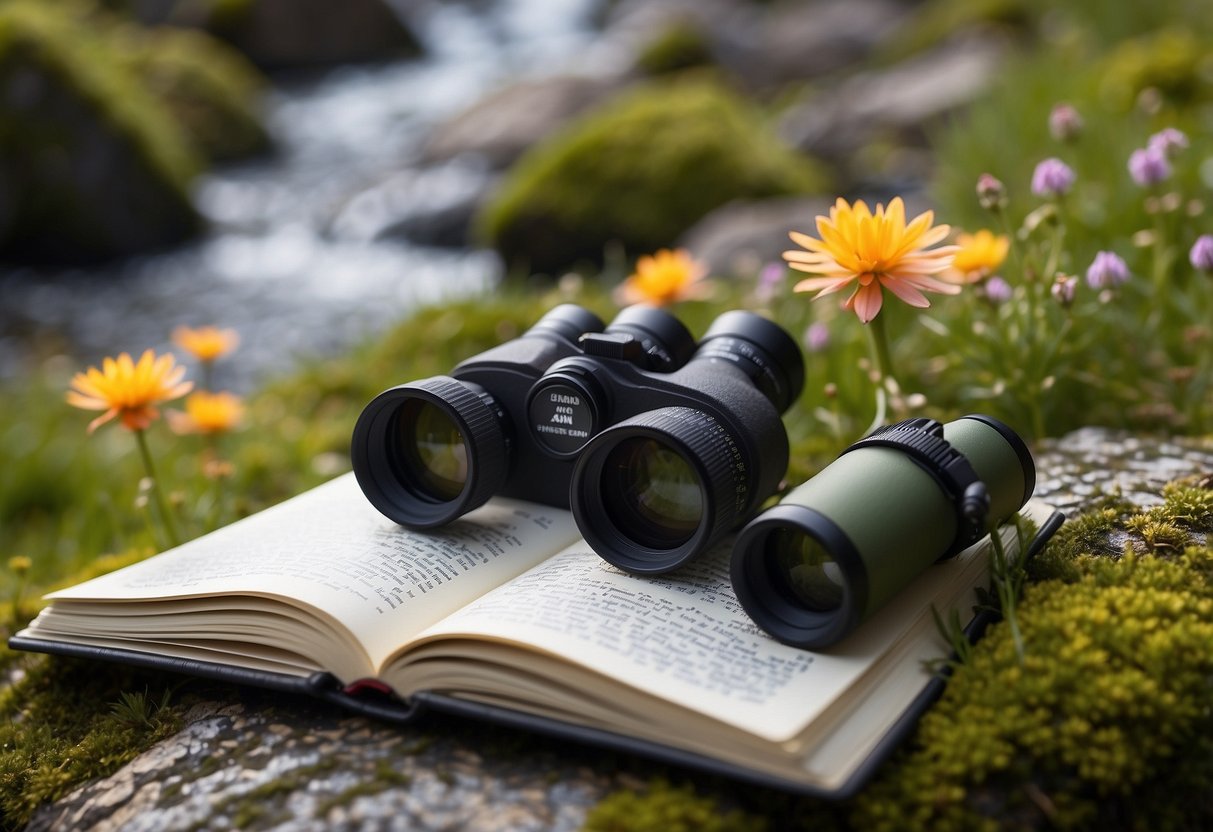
847, 282, 885, 323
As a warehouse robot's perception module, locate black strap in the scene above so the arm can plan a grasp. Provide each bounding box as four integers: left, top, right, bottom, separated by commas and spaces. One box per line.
841, 418, 990, 560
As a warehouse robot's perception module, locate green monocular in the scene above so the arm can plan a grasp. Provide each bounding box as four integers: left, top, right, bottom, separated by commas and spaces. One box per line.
729, 415, 1035, 650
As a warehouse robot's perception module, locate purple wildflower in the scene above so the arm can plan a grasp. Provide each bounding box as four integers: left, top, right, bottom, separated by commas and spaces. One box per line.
754, 262, 785, 303
1128, 146, 1171, 187
1086, 251, 1130, 290
1031, 158, 1076, 198
804, 322, 830, 353
1051, 274, 1078, 307
1148, 128, 1188, 158
984, 276, 1012, 305
1048, 104, 1083, 142
1190, 235, 1213, 273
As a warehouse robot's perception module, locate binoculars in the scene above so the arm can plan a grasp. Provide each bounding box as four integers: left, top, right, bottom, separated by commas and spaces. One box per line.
730, 415, 1035, 649
351, 304, 805, 573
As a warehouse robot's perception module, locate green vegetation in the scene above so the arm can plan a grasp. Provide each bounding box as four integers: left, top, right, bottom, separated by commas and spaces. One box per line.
117, 24, 271, 162
478, 77, 829, 275
634, 20, 715, 77
0, 0, 268, 261
0, 656, 184, 826
0, 0, 200, 260
584, 779, 764, 832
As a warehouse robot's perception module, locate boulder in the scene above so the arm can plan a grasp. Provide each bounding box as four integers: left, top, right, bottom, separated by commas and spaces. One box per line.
421, 76, 621, 170
676, 196, 836, 277
206, 0, 423, 71
477, 77, 829, 276
779, 35, 1008, 162
0, 3, 201, 264
607, 0, 909, 90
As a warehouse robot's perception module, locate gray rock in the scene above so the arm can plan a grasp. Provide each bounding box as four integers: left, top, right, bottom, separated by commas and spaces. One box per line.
329, 158, 497, 248
678, 193, 939, 277
780, 35, 1008, 161
420, 75, 621, 169
606, 0, 908, 89
745, 0, 910, 87
23, 429, 1213, 830
677, 196, 836, 277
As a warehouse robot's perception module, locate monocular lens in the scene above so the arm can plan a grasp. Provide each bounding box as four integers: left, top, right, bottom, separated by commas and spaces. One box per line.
601, 437, 704, 549
766, 528, 844, 612
393, 399, 468, 502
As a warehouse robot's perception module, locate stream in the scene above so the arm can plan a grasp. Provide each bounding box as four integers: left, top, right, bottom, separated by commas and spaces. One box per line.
0, 0, 614, 389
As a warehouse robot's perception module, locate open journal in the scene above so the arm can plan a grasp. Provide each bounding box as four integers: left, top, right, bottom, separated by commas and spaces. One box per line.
12, 473, 1061, 797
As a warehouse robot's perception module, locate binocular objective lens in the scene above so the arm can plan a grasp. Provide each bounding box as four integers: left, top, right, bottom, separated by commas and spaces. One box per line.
601, 437, 704, 550
767, 529, 844, 612
394, 399, 469, 502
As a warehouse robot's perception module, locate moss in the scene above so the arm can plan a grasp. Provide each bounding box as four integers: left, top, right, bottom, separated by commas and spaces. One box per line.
583, 779, 765, 832
850, 476, 1213, 830
477, 77, 829, 275
0, 0, 201, 261
0, 655, 184, 827
1097, 28, 1213, 110
314, 761, 412, 817
115, 23, 271, 163
635, 20, 715, 77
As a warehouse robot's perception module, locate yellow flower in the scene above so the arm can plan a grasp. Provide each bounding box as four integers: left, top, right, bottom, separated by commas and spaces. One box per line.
943, 229, 1010, 284
172, 325, 239, 362
7, 556, 31, 576
615, 248, 713, 306
169, 391, 245, 435
783, 197, 959, 323
66, 350, 193, 433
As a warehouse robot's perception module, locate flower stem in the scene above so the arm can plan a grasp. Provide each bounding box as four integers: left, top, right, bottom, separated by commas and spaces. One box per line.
863, 311, 895, 435
989, 523, 1025, 665
134, 429, 180, 549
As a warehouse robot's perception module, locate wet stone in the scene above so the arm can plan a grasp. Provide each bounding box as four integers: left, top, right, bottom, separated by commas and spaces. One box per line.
23, 427, 1213, 831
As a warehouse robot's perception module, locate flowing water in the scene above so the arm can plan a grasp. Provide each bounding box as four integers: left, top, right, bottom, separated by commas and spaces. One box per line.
0, 0, 615, 388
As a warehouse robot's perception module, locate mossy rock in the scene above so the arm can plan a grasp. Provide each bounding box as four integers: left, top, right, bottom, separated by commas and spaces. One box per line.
477, 77, 829, 275
1097, 28, 1213, 111
115, 23, 270, 163
635, 20, 716, 77
0, 1, 201, 263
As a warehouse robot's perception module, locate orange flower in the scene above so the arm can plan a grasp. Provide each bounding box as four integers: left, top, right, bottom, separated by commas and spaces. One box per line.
615, 248, 713, 307
943, 229, 1010, 284
66, 350, 193, 433
172, 325, 239, 362
783, 197, 959, 323
169, 391, 245, 435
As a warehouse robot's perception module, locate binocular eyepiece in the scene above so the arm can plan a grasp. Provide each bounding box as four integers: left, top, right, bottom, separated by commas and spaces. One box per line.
730, 415, 1035, 650
351, 304, 805, 573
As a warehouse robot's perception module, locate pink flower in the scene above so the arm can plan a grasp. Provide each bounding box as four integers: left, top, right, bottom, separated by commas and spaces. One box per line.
1031, 158, 1075, 198
1048, 104, 1083, 142
983, 276, 1012, 305
1148, 128, 1188, 158
1128, 146, 1171, 187
1085, 251, 1129, 289
1190, 235, 1213, 273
